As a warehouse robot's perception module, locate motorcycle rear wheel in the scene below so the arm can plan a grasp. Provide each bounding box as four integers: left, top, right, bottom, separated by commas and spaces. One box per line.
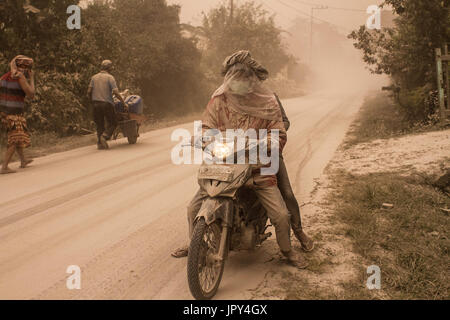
187, 219, 225, 300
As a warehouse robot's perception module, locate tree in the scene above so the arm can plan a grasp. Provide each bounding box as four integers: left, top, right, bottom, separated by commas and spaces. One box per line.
0, 0, 89, 134
0, 0, 208, 134
348, 0, 449, 121
110, 0, 207, 116
200, 1, 292, 84
0, 0, 301, 136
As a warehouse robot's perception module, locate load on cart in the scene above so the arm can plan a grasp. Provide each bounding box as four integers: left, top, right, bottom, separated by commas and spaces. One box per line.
113, 90, 146, 145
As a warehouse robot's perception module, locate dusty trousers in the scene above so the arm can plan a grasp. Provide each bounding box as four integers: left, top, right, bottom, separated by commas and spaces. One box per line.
186, 178, 292, 253
92, 101, 117, 141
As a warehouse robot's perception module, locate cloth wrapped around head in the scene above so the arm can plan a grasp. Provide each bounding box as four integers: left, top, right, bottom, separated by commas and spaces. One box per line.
212, 50, 282, 122
10, 55, 33, 79
221, 50, 269, 81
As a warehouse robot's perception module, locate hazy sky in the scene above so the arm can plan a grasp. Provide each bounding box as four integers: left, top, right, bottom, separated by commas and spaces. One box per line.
167, 0, 386, 33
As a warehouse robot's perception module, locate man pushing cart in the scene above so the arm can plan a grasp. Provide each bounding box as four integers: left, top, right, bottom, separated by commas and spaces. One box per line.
87, 60, 145, 149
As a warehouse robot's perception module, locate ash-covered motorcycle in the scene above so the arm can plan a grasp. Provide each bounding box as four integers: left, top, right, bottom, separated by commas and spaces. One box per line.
187, 139, 273, 300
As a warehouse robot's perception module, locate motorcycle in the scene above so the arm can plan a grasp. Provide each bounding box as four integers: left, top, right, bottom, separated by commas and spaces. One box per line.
187, 139, 272, 300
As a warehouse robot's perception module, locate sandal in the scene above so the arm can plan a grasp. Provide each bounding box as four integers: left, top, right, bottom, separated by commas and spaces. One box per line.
294, 229, 315, 252
171, 246, 189, 258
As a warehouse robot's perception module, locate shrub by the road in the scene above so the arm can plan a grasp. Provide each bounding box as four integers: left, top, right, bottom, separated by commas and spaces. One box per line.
0, 0, 300, 140
345, 92, 444, 148
349, 0, 449, 123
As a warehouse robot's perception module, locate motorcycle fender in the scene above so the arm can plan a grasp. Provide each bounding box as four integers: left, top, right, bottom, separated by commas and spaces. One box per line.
195, 198, 234, 227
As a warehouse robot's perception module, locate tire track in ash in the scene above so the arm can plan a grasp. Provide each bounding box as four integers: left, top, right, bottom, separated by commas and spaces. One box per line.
0, 144, 170, 211
0, 156, 170, 229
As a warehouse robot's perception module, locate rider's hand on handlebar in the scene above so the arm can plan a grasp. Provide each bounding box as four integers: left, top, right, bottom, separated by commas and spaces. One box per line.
191, 136, 213, 149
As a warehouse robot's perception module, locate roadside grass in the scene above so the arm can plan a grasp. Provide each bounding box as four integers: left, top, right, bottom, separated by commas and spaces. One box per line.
0, 112, 202, 165
329, 170, 450, 300
283, 170, 449, 300
331, 92, 449, 300
281, 92, 449, 300
344, 93, 444, 148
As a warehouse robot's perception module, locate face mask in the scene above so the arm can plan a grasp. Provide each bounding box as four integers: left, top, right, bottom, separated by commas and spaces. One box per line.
228, 80, 252, 95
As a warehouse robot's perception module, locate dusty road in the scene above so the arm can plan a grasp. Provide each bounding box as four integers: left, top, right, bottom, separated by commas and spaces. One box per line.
0, 91, 365, 300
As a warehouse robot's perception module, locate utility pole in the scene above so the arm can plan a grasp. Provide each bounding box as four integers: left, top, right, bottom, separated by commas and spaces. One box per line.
230, 0, 234, 24
309, 5, 328, 65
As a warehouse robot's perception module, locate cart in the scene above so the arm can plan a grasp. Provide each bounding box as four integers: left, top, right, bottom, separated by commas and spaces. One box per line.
112, 95, 146, 145
112, 112, 146, 145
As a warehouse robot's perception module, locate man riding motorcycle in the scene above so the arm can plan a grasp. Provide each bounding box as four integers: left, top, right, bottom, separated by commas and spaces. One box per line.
172, 50, 313, 269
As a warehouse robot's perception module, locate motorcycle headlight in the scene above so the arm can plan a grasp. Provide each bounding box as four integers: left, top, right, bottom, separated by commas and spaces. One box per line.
213, 143, 233, 158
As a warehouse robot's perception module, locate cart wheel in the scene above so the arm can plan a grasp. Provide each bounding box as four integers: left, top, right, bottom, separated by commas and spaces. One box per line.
128, 135, 138, 144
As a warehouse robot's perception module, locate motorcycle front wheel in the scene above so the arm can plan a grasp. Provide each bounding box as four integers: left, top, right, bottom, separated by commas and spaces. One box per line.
187, 219, 225, 300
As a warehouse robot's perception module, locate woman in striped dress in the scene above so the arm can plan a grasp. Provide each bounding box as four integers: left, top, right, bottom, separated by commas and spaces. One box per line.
0, 55, 35, 174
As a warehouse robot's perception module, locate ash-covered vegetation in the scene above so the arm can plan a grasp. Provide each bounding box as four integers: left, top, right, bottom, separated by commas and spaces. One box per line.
0, 0, 305, 137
